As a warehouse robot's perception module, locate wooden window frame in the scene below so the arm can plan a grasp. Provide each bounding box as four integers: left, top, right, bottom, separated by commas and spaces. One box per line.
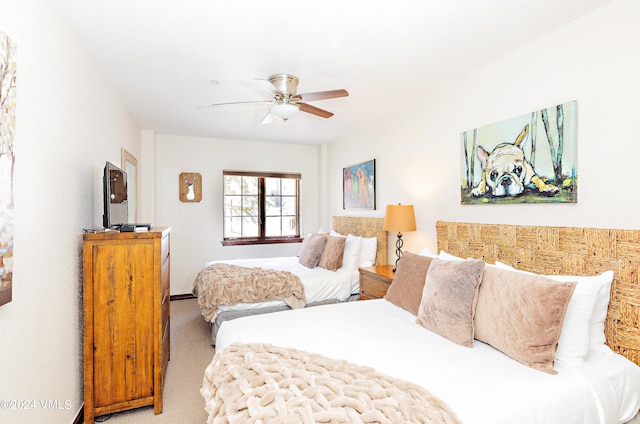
222, 170, 302, 246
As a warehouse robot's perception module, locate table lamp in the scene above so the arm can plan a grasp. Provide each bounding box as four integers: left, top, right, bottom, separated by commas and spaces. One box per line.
383, 204, 417, 272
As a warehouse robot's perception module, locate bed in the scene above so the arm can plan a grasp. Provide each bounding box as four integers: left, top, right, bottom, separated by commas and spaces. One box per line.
203, 220, 640, 424
193, 216, 387, 345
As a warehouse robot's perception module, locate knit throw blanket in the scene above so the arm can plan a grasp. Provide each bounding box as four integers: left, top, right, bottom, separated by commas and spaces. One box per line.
201, 343, 461, 424
192, 263, 306, 322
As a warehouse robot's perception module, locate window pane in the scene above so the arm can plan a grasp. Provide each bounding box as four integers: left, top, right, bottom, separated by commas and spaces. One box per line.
225, 176, 241, 195
243, 177, 258, 195
281, 178, 296, 195
244, 195, 258, 216
265, 178, 280, 196
242, 216, 259, 237
265, 216, 281, 237
265, 196, 281, 216
282, 217, 296, 236
281, 197, 295, 215
224, 195, 243, 216
225, 217, 242, 238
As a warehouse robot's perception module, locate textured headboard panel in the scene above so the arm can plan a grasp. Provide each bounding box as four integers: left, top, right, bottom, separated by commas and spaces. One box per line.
333, 216, 387, 266
436, 220, 640, 367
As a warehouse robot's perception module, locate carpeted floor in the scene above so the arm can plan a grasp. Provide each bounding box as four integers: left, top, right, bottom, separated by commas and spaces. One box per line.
94, 298, 215, 423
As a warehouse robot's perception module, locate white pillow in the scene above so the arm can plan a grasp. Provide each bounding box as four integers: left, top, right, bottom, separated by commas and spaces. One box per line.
579, 272, 613, 352
437, 250, 464, 261
342, 234, 362, 270
418, 246, 437, 257
330, 231, 376, 267
555, 272, 613, 352
358, 236, 377, 267
494, 261, 613, 365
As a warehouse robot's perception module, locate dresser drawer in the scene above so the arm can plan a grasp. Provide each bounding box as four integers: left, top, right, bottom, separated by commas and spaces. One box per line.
161, 233, 170, 263
161, 258, 170, 295
161, 288, 169, 329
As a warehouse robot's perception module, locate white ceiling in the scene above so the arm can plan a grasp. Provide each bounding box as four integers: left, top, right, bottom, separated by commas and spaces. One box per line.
53, 0, 611, 145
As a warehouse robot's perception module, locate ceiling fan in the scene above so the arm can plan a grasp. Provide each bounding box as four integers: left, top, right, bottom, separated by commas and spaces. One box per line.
205, 73, 349, 124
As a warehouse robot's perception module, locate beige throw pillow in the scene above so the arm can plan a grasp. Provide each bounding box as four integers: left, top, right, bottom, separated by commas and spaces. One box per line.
298, 234, 328, 268
474, 266, 577, 374
317, 235, 346, 271
416, 258, 485, 347
385, 252, 433, 315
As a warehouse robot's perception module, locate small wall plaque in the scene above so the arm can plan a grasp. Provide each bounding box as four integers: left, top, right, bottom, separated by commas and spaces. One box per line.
179, 172, 202, 202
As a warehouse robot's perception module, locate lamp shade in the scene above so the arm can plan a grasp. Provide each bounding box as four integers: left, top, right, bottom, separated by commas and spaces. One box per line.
270, 102, 300, 120
383, 204, 416, 232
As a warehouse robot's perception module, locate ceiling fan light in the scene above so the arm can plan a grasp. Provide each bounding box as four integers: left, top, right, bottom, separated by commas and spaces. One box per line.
270, 102, 299, 120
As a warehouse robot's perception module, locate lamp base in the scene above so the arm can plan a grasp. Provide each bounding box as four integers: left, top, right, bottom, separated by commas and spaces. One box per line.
393, 232, 404, 272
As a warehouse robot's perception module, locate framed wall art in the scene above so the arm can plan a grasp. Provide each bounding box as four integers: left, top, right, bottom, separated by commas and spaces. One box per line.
0, 31, 17, 307
461, 101, 577, 205
179, 172, 202, 202
121, 148, 138, 222
343, 159, 375, 210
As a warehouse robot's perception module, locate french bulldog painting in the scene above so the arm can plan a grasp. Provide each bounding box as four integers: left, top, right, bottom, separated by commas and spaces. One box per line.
470, 124, 559, 198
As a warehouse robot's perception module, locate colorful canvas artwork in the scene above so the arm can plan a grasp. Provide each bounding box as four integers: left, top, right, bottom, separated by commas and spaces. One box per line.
461, 101, 577, 204
343, 159, 376, 210
0, 30, 16, 307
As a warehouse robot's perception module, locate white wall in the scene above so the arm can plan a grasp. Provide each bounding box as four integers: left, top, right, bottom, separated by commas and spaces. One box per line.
0, 1, 141, 422
152, 134, 321, 295
327, 0, 640, 263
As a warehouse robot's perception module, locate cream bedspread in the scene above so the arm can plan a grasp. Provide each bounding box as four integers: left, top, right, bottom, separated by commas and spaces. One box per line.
192, 263, 306, 322
201, 343, 461, 424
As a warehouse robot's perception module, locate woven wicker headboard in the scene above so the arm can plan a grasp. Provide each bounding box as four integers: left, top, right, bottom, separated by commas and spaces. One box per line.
436, 220, 640, 367
333, 216, 387, 266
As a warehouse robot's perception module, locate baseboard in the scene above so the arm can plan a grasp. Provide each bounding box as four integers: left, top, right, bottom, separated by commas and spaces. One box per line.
73, 404, 84, 424
170, 293, 196, 301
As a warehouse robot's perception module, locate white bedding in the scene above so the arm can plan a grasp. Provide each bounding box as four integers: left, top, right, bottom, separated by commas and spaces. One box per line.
207, 257, 359, 312
215, 299, 640, 424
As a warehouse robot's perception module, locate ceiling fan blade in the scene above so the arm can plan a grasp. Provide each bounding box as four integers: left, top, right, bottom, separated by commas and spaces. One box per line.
237, 79, 278, 98
260, 111, 274, 125
297, 89, 349, 102
299, 102, 334, 118
198, 100, 272, 109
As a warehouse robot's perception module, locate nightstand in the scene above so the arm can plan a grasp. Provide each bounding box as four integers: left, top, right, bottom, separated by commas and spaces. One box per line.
359, 265, 395, 300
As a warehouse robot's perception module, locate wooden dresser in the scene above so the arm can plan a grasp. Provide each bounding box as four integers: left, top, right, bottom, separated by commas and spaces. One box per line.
359, 265, 395, 300
82, 227, 171, 422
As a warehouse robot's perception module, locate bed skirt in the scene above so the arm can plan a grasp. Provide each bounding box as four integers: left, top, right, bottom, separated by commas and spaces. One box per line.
209, 293, 360, 345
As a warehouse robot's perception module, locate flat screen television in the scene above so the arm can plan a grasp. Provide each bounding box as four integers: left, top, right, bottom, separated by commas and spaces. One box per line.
103, 161, 128, 229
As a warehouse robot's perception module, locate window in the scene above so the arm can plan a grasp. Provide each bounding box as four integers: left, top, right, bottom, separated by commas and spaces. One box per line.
222, 170, 301, 246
